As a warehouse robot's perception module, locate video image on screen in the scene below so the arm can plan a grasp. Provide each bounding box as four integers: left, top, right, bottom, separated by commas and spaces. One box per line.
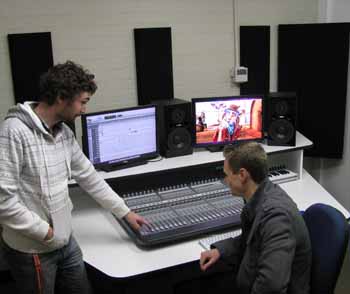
194, 97, 263, 146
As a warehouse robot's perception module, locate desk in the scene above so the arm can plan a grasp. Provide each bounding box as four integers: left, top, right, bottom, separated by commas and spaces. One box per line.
70, 132, 349, 280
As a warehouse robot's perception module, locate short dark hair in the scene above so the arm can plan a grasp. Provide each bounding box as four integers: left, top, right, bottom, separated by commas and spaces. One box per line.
39, 60, 97, 105
223, 142, 268, 184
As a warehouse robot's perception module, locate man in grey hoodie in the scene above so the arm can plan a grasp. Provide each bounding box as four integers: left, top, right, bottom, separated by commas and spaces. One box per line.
0, 61, 148, 294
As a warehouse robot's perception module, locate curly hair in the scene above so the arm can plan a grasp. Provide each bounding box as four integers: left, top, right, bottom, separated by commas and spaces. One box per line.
39, 61, 97, 105
223, 142, 268, 184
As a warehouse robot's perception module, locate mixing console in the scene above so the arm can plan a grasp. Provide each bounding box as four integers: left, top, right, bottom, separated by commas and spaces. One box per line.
112, 162, 298, 247
118, 178, 244, 247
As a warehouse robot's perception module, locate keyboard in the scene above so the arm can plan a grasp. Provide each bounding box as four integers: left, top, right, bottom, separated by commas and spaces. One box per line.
198, 229, 242, 250
268, 168, 298, 184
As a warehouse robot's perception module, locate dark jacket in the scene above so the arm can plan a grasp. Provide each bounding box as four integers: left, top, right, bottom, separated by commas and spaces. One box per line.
213, 179, 311, 294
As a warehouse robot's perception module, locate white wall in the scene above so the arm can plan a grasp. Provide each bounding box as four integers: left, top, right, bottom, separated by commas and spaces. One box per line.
0, 0, 238, 141
0, 0, 319, 142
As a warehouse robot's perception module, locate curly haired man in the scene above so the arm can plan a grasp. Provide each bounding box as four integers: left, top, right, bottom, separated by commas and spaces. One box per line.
0, 61, 147, 294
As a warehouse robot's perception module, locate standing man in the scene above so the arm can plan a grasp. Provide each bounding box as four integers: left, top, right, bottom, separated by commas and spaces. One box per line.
0, 61, 147, 294
200, 142, 311, 294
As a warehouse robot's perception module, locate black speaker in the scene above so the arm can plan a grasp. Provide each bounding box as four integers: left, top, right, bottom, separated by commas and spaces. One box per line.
265, 92, 297, 146
134, 27, 174, 105
153, 99, 193, 158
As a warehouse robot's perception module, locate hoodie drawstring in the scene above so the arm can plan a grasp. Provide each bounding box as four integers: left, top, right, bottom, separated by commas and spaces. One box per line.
40, 133, 52, 200
33, 130, 45, 199
61, 136, 72, 180
34, 130, 52, 200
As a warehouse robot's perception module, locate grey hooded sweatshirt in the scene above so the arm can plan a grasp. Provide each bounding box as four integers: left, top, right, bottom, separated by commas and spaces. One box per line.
0, 102, 129, 253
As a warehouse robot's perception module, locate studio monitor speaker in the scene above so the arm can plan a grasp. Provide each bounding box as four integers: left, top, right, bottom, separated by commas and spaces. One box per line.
153, 99, 193, 158
265, 92, 297, 146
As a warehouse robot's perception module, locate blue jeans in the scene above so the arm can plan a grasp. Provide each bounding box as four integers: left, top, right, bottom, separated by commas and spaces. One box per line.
1, 235, 92, 294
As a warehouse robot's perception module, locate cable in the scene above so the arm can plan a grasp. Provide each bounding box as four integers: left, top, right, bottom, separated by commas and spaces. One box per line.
233, 0, 240, 68
33, 254, 43, 294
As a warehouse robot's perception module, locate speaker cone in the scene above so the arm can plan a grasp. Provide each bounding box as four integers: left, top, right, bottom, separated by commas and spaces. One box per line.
268, 119, 294, 144
167, 127, 191, 150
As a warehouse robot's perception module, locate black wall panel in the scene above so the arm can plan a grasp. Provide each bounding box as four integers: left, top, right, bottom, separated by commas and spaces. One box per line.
134, 27, 174, 105
240, 26, 270, 95
8, 32, 54, 103
278, 23, 349, 158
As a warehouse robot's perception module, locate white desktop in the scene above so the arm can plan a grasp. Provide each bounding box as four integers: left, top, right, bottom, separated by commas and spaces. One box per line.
69, 132, 349, 278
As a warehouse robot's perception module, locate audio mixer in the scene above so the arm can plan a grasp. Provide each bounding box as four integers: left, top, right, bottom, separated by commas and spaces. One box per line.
119, 178, 243, 247
110, 162, 297, 247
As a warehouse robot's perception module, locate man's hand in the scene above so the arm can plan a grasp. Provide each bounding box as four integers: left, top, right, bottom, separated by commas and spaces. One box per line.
124, 211, 149, 231
200, 249, 220, 271
44, 226, 53, 241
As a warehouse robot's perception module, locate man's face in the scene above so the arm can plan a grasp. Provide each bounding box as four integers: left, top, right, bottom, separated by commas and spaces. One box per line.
223, 159, 243, 196
59, 92, 90, 123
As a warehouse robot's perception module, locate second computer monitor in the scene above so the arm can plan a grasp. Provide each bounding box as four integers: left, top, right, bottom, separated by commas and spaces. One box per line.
192, 95, 264, 149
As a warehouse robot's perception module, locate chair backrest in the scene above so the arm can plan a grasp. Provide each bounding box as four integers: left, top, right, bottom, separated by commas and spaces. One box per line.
303, 203, 349, 294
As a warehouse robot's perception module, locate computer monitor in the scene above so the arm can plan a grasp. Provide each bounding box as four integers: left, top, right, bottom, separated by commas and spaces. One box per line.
192, 95, 264, 150
81, 105, 158, 171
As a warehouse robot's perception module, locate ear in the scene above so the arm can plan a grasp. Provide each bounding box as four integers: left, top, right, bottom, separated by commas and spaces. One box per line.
238, 168, 250, 184
56, 96, 69, 108
56, 96, 64, 104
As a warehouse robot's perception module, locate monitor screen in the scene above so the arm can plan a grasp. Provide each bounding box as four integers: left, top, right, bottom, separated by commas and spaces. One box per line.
81, 105, 158, 171
192, 95, 264, 148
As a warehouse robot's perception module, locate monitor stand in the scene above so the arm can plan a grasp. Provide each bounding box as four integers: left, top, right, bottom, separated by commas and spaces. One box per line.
100, 159, 148, 172
206, 145, 224, 153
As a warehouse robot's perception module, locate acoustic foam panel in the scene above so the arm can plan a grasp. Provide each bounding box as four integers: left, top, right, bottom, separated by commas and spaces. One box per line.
278, 23, 349, 158
8, 32, 54, 104
134, 27, 174, 105
240, 26, 270, 96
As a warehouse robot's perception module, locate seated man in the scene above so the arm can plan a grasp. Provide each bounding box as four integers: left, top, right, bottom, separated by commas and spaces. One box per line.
200, 142, 311, 294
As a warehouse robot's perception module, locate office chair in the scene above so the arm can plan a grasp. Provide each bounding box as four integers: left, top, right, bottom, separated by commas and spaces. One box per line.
303, 203, 349, 294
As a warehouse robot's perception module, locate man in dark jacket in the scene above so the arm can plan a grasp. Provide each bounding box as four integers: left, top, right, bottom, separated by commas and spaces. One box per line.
200, 142, 311, 294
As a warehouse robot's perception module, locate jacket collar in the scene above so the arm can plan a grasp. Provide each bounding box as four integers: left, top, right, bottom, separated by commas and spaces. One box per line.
243, 178, 275, 245
243, 178, 269, 223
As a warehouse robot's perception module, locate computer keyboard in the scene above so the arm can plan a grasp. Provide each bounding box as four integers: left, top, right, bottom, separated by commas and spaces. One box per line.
198, 229, 242, 250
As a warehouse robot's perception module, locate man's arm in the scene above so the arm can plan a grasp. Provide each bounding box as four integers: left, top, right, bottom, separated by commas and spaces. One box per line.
212, 234, 243, 263
251, 208, 296, 294
200, 235, 243, 271
69, 136, 147, 229
0, 128, 50, 241
70, 136, 130, 218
